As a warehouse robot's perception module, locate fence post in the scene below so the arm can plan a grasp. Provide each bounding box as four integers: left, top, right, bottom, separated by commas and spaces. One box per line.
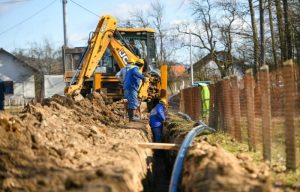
244, 69, 256, 151
209, 83, 217, 129
192, 87, 200, 122
260, 65, 272, 161
179, 90, 185, 113
283, 60, 296, 170
231, 76, 242, 142
223, 77, 233, 135
183, 89, 190, 117
216, 81, 224, 131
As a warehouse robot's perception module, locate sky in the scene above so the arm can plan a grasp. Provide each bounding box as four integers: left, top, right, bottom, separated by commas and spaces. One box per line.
0, 0, 192, 59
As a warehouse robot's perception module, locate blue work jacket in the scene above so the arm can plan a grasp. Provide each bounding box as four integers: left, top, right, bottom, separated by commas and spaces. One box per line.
123, 65, 144, 91
149, 103, 166, 128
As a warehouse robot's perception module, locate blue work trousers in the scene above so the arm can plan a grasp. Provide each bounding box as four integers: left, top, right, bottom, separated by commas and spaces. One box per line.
151, 126, 163, 142
124, 89, 139, 110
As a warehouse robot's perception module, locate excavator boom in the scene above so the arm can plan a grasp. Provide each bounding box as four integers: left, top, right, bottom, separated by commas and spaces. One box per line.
65, 15, 145, 95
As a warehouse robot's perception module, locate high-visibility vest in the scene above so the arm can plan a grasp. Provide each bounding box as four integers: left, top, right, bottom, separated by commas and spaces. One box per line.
199, 84, 210, 118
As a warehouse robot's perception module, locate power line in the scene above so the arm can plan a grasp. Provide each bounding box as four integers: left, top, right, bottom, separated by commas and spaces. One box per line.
69, 0, 99, 18
0, 0, 31, 4
0, 0, 58, 36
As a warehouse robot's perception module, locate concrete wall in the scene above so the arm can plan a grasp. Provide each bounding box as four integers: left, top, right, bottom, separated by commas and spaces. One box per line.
168, 79, 190, 95
0, 51, 36, 105
44, 75, 65, 98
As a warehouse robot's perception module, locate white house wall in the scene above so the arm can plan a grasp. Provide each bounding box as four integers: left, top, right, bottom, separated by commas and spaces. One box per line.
0, 51, 36, 105
0, 52, 34, 82
23, 76, 35, 98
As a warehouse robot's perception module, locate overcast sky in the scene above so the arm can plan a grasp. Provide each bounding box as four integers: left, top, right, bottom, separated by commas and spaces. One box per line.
0, 0, 191, 53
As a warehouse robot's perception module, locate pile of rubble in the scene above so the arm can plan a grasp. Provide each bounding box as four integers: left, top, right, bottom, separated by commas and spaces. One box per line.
0, 92, 152, 191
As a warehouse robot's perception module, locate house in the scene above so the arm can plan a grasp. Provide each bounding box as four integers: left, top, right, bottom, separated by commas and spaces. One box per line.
167, 63, 190, 95
0, 48, 38, 106
169, 64, 186, 77
191, 51, 246, 80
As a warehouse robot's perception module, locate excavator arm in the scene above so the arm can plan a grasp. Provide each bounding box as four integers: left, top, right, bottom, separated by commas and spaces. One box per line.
65, 15, 143, 95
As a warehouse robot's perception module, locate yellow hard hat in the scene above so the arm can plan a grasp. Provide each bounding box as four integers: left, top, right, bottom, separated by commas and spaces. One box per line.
127, 58, 135, 64
159, 98, 167, 105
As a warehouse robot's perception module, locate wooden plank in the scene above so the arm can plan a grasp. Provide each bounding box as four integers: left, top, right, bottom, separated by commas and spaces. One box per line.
137, 142, 180, 150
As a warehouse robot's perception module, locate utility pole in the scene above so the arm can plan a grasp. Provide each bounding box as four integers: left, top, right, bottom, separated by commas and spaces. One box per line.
62, 0, 68, 74
189, 29, 194, 86
62, 0, 68, 47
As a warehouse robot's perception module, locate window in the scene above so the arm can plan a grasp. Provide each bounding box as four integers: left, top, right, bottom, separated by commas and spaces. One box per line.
4, 81, 13, 94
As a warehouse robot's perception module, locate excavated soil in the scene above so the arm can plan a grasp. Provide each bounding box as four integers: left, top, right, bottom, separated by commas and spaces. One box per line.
0, 93, 153, 192
181, 139, 275, 192
165, 114, 285, 192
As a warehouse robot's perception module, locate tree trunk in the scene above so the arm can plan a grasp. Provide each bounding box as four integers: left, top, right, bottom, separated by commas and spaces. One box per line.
296, 29, 300, 65
268, 0, 278, 68
259, 0, 265, 66
248, 0, 260, 73
275, 0, 287, 62
282, 0, 293, 60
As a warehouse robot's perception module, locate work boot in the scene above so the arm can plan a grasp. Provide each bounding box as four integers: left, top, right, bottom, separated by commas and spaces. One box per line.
128, 109, 134, 121
128, 109, 140, 122
133, 109, 140, 119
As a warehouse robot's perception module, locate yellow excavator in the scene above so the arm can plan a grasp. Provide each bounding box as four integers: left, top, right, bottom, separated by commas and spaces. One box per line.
64, 15, 167, 108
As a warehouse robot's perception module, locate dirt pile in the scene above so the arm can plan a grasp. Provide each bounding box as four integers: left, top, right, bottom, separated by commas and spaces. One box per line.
164, 114, 279, 192
181, 139, 274, 192
0, 92, 152, 192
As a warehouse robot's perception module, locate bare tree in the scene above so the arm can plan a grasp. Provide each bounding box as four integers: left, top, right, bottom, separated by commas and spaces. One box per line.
259, 0, 265, 67
267, 0, 278, 68
130, 9, 150, 28
190, 0, 216, 53
182, 0, 244, 78
275, 0, 286, 62
217, 0, 246, 75
282, 0, 293, 60
248, 0, 260, 72
148, 0, 165, 64
182, 0, 224, 78
14, 39, 62, 74
291, 0, 300, 65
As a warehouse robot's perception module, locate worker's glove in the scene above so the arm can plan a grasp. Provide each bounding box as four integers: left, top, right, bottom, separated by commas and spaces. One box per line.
143, 77, 149, 83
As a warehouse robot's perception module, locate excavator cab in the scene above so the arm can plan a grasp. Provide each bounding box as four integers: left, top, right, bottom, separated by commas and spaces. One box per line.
117, 28, 157, 72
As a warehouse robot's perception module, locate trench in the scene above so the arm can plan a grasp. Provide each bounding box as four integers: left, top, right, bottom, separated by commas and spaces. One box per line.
143, 150, 174, 192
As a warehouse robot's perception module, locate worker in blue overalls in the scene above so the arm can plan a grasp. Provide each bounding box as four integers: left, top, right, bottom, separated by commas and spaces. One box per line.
149, 98, 167, 142
123, 61, 147, 121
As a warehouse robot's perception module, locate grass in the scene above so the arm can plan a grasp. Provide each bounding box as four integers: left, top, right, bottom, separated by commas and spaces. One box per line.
204, 131, 300, 187
158, 110, 300, 187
